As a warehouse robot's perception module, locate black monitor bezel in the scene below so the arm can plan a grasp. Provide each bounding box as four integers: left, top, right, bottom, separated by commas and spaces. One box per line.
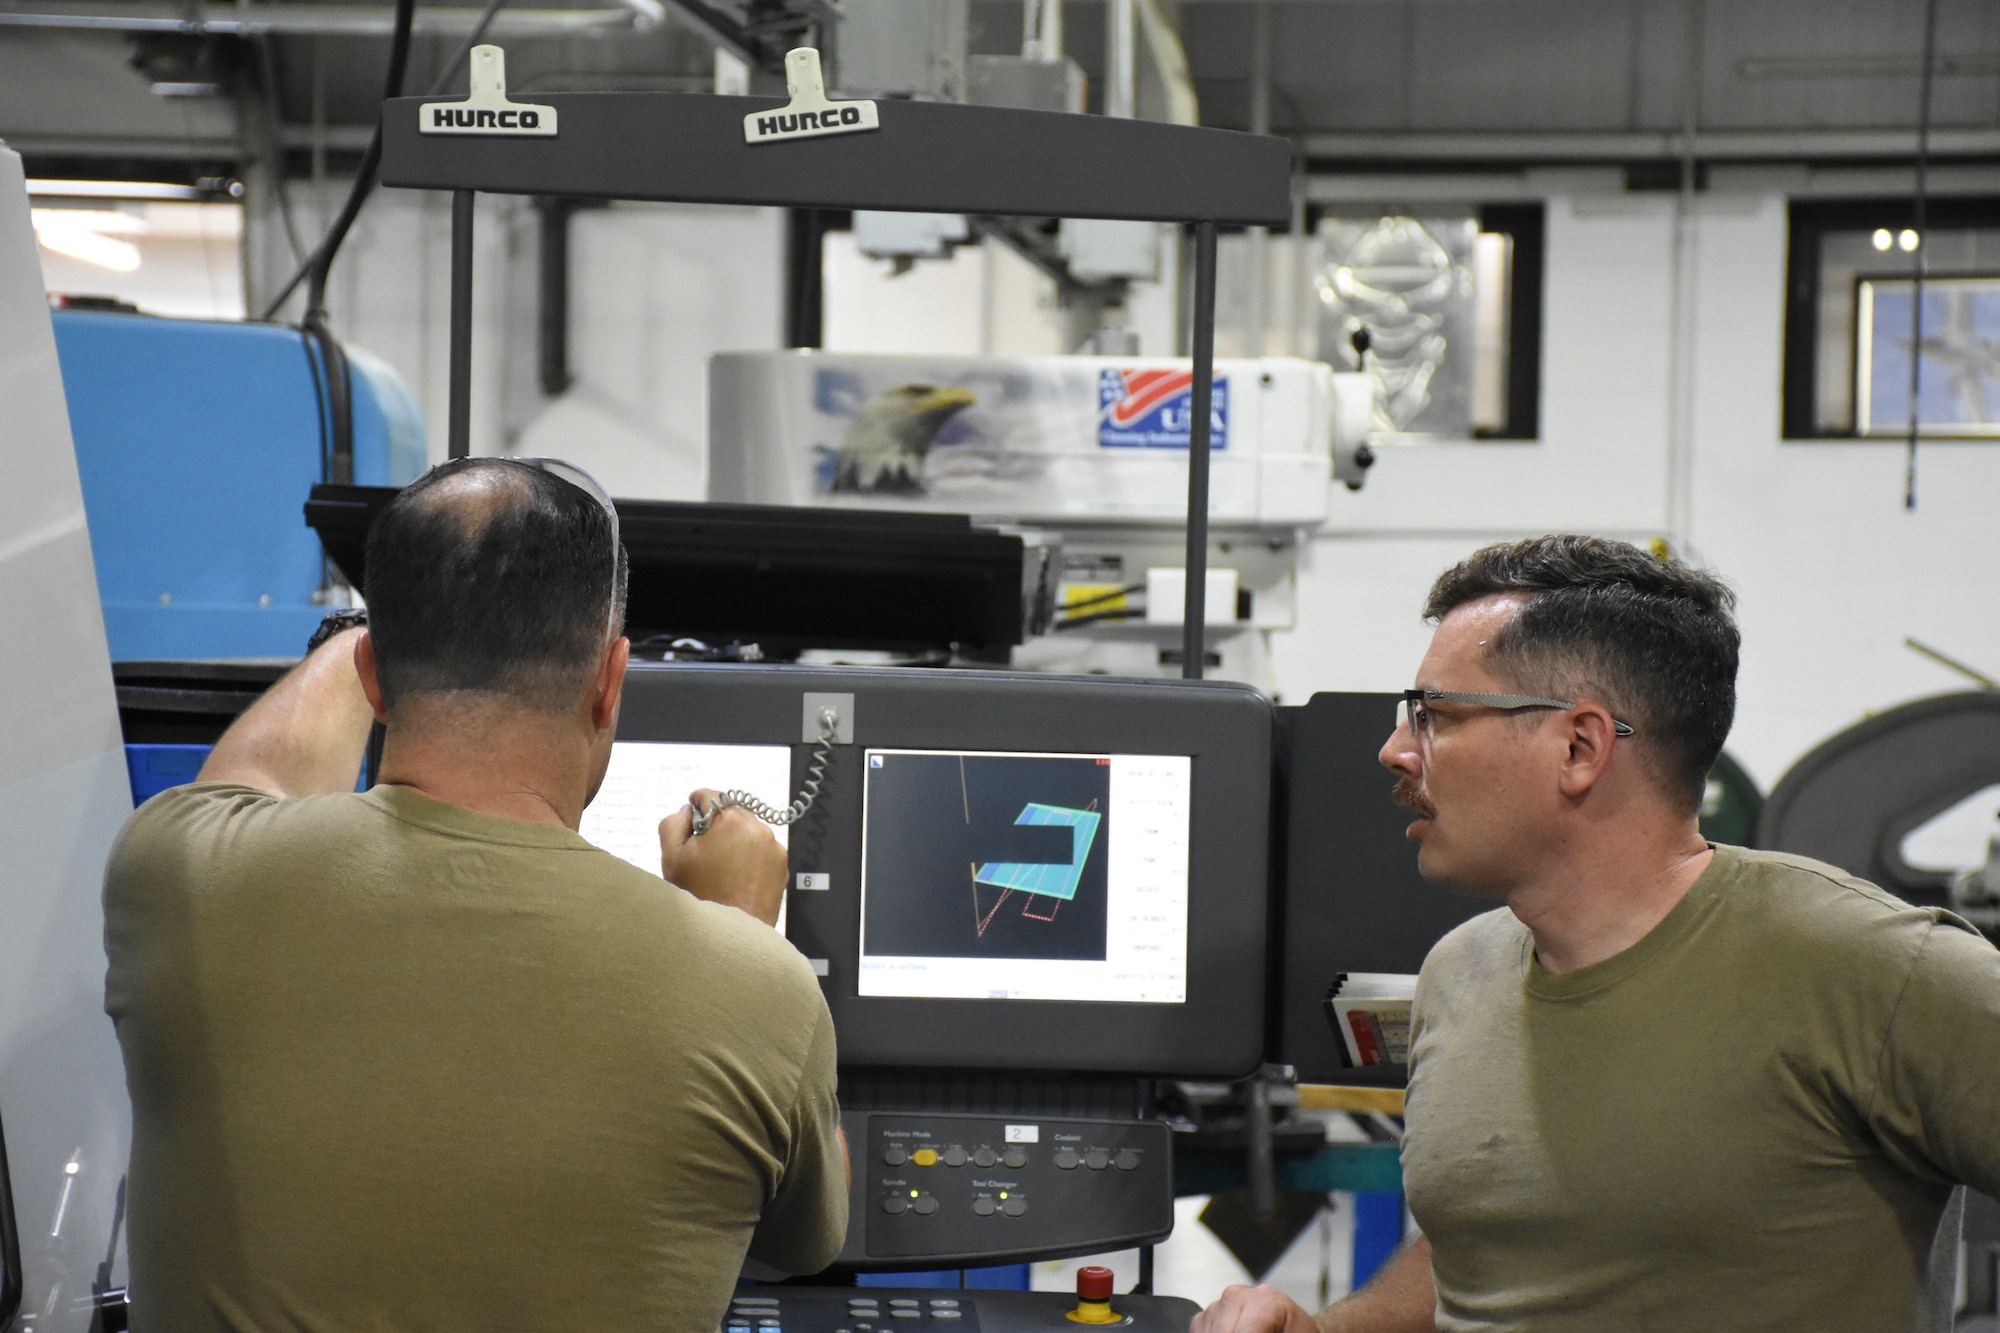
613, 663, 1272, 1078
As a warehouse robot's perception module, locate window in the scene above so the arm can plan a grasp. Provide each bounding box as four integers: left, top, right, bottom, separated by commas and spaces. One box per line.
1783, 198, 2000, 439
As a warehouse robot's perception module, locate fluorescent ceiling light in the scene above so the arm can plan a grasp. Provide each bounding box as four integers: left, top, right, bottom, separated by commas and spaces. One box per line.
26, 178, 204, 201
31, 209, 144, 272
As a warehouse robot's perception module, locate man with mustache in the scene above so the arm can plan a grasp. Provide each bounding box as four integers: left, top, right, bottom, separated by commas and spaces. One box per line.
1196, 534, 2000, 1331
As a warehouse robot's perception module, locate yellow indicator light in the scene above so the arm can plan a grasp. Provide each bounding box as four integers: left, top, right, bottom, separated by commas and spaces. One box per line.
999, 1192, 1009, 1199
910, 1190, 919, 1198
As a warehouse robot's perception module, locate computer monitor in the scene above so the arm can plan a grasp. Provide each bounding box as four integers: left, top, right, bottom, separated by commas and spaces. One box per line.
585, 663, 1272, 1077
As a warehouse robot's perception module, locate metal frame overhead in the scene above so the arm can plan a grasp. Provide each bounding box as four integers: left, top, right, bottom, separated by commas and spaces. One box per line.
376, 63, 1291, 678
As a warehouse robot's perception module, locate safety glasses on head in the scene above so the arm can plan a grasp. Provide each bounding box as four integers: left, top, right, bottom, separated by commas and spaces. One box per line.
503, 456, 622, 636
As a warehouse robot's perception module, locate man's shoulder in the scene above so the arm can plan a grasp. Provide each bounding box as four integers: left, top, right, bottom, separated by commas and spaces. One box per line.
110, 782, 365, 876
1414, 906, 1525, 1011
1710, 843, 1977, 940
672, 892, 824, 994
1426, 905, 1525, 969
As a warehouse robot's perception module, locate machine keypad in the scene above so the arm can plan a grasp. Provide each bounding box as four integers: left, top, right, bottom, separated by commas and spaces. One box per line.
862, 1113, 1171, 1267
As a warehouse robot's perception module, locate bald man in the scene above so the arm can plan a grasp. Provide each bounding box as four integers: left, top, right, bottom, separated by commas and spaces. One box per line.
104, 458, 848, 1330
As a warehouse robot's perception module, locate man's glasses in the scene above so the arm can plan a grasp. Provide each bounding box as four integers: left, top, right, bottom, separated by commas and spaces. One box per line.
1398, 688, 1636, 738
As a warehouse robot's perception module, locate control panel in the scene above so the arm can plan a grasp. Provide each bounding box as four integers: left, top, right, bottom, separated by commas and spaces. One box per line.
836, 1111, 1174, 1268
724, 1286, 1198, 1333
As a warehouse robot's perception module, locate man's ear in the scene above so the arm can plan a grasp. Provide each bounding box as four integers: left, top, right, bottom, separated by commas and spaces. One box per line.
353, 632, 390, 725
591, 636, 630, 732
1555, 704, 1621, 799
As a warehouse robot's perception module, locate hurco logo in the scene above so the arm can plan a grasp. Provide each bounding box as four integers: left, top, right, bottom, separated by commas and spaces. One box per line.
743, 46, 879, 145
748, 105, 869, 140
419, 44, 557, 138
428, 106, 546, 132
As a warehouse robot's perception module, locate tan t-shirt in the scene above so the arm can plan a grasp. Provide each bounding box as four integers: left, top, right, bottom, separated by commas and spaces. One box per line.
104, 783, 846, 1332
1404, 844, 2000, 1332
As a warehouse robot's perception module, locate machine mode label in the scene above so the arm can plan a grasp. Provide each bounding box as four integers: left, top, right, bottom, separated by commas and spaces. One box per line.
746, 47, 880, 145
1097, 369, 1230, 450
420, 44, 557, 137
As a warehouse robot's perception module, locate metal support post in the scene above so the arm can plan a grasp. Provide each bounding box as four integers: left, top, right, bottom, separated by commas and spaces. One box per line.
1105, 0, 1135, 119
448, 187, 475, 460
1246, 0, 1271, 356
1246, 1068, 1276, 1223
1181, 219, 1217, 680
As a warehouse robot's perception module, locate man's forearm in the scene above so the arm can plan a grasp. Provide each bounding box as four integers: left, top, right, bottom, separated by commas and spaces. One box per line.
1319, 1236, 1436, 1333
197, 628, 375, 797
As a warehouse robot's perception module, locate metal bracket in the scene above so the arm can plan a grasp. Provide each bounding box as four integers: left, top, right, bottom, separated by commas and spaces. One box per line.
801, 692, 853, 744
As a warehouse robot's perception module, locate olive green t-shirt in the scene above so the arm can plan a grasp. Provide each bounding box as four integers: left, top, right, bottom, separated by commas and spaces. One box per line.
103, 783, 846, 1332
1404, 844, 2000, 1331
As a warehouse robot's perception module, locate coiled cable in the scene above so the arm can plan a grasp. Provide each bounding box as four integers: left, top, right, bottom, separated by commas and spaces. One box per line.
692, 708, 839, 834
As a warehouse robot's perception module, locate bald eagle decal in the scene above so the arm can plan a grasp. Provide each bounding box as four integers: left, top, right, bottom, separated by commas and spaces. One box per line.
829, 383, 977, 494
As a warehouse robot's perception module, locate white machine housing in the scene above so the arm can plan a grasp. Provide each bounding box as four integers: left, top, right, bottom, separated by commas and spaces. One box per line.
708, 351, 1372, 527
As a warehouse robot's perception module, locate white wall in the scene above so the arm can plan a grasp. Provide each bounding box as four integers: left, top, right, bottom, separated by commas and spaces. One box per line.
294, 187, 786, 500
1273, 167, 2000, 792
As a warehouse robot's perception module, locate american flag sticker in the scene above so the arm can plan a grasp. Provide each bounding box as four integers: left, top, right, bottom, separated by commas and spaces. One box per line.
1097, 368, 1229, 450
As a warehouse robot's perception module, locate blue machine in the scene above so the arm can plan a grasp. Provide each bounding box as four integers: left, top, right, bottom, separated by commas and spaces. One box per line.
52, 310, 427, 661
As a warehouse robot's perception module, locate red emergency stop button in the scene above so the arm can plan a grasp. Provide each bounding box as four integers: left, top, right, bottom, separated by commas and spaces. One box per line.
1067, 1267, 1118, 1324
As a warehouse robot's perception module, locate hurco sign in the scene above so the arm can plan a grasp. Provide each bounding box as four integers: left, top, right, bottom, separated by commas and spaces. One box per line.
743, 46, 879, 145
428, 106, 548, 133
747, 105, 873, 141
418, 45, 558, 138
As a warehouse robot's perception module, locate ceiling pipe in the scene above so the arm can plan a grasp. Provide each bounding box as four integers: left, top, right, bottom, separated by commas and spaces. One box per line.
0, 1, 641, 36
1299, 127, 2000, 162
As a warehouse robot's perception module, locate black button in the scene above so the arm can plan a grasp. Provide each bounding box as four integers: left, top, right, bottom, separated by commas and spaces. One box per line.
891, 1311, 921, 1320
1114, 1149, 1141, 1171
929, 1300, 960, 1309
1002, 1147, 1028, 1169
1055, 1148, 1080, 1169
1085, 1148, 1110, 1170
971, 1147, 997, 1167
942, 1145, 968, 1167
933, 1313, 963, 1321
882, 1147, 907, 1166
973, 1196, 998, 1216
888, 1301, 920, 1309
913, 1196, 938, 1216
882, 1196, 908, 1215
1001, 1196, 1027, 1216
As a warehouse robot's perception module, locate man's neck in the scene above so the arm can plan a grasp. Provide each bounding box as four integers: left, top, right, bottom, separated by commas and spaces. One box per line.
1506, 823, 1714, 975
375, 699, 594, 831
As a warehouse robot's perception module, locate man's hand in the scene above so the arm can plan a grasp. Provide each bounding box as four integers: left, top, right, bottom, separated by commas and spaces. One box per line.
1199, 1238, 1435, 1333
1192, 1286, 1320, 1333
658, 789, 788, 927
